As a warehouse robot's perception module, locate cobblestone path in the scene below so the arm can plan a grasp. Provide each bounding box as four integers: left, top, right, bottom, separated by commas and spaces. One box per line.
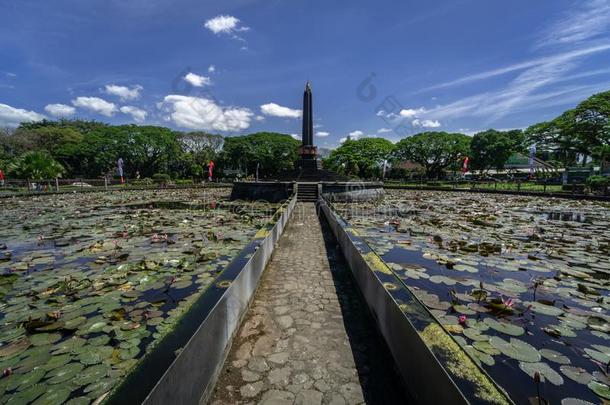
211, 203, 408, 405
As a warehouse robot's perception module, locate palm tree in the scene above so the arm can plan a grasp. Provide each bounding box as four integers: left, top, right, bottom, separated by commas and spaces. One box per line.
8, 151, 65, 190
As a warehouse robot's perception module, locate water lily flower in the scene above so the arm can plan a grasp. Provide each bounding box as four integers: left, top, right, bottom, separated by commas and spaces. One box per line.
458, 315, 467, 325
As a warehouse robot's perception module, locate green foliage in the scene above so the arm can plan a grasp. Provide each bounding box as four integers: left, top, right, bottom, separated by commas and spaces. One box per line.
220, 132, 300, 177
525, 90, 610, 167
152, 173, 171, 183
324, 138, 394, 178
586, 175, 609, 187
470, 129, 523, 172
393, 132, 471, 179
8, 151, 65, 180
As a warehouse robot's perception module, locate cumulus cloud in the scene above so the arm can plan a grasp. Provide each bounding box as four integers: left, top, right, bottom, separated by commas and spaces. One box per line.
44, 103, 75, 117
184, 72, 211, 87
0, 103, 45, 127
316, 131, 330, 137
208, 65, 216, 73
412, 119, 441, 128
290, 134, 300, 140
399, 108, 426, 118
377, 128, 392, 134
120, 106, 147, 122
204, 15, 249, 38
161, 95, 252, 131
260, 103, 302, 118
72, 97, 117, 117
255, 115, 265, 121
104, 84, 143, 101
348, 130, 364, 139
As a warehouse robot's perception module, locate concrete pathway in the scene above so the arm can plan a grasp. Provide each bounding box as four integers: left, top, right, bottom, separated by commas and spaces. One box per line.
211, 203, 408, 405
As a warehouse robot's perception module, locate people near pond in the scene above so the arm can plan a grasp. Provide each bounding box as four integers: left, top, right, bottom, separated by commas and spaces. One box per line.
117, 157, 125, 184
135, 170, 141, 180
208, 160, 215, 182
0, 168, 4, 187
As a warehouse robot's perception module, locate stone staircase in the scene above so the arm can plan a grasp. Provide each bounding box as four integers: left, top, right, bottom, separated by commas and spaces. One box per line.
297, 182, 318, 202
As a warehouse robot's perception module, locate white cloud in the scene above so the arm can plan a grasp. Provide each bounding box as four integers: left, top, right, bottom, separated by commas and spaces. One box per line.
260, 103, 302, 118
184, 72, 211, 87
0, 103, 45, 127
104, 84, 143, 101
339, 137, 348, 144
377, 128, 392, 134
536, 0, 610, 48
290, 134, 300, 140
208, 65, 216, 73
412, 119, 441, 128
348, 130, 364, 140
44, 103, 75, 117
255, 115, 265, 121
120, 106, 147, 123
72, 97, 117, 117
316, 131, 330, 137
204, 15, 249, 38
399, 108, 426, 118
161, 95, 253, 132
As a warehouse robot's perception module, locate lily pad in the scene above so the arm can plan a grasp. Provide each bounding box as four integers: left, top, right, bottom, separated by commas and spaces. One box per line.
46, 362, 84, 384
489, 336, 541, 362
587, 380, 610, 400
560, 366, 594, 384
484, 318, 525, 336
540, 348, 571, 364
519, 361, 564, 385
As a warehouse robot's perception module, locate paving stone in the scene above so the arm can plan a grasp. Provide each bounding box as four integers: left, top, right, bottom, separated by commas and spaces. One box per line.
240, 381, 263, 398
259, 389, 295, 405
295, 389, 323, 405
211, 203, 408, 404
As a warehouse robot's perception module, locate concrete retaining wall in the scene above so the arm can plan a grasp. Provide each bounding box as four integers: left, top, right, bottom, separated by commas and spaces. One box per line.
318, 198, 512, 405
106, 197, 297, 405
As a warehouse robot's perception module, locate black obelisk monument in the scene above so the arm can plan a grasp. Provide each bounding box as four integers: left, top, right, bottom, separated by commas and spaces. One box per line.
299, 81, 317, 160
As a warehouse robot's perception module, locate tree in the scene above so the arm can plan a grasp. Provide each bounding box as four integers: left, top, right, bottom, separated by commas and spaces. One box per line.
470, 129, 523, 172
8, 151, 65, 181
220, 132, 300, 177
393, 132, 471, 179
324, 138, 394, 178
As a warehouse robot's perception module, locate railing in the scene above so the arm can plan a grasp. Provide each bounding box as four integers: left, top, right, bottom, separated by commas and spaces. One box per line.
383, 179, 609, 197
0, 178, 232, 196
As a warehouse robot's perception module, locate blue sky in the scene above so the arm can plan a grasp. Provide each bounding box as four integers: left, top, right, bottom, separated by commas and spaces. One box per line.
1, 0, 609, 147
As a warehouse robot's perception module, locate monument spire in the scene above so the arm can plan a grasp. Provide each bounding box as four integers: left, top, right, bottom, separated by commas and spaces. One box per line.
302, 81, 313, 147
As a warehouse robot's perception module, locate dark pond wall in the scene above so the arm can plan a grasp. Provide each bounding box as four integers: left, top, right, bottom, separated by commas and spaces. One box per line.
230, 182, 294, 202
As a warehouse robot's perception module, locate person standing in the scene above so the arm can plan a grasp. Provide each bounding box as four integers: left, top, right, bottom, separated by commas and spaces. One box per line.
208, 160, 215, 182
117, 158, 125, 184
0, 168, 4, 187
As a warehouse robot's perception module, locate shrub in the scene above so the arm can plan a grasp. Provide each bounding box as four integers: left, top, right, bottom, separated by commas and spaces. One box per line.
586, 175, 609, 187
152, 173, 171, 183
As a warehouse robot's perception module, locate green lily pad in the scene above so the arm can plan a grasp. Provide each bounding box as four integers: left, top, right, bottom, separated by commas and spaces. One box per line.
489, 336, 541, 362
5, 383, 46, 404
46, 362, 84, 384
73, 364, 110, 386
587, 380, 610, 400
584, 348, 609, 364
484, 318, 525, 336
463, 328, 488, 342
519, 361, 564, 385
540, 349, 571, 364
525, 301, 564, 317
560, 366, 594, 384
32, 386, 72, 405
43, 353, 73, 370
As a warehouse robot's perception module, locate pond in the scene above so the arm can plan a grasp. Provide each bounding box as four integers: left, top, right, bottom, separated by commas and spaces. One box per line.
0, 188, 278, 404
333, 190, 610, 404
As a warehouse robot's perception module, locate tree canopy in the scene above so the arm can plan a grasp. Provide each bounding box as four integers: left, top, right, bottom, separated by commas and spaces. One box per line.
324, 138, 394, 178
220, 132, 300, 178
470, 129, 524, 172
393, 132, 471, 179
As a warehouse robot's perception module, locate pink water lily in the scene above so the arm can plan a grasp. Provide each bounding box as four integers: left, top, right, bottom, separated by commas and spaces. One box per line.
458, 315, 467, 325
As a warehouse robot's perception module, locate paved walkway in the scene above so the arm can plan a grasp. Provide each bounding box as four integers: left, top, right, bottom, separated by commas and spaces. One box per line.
211, 203, 407, 405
